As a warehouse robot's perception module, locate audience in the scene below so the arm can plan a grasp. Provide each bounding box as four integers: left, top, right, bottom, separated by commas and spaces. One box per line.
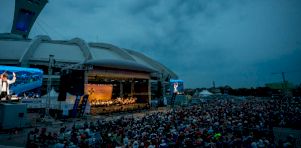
26, 97, 300, 147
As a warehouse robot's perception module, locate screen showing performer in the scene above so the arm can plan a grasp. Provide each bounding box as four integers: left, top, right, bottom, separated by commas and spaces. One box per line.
0, 65, 43, 98
0, 72, 16, 100
170, 79, 184, 95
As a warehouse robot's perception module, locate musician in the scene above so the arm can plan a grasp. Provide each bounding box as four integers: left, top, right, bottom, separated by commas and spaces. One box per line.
0, 72, 16, 100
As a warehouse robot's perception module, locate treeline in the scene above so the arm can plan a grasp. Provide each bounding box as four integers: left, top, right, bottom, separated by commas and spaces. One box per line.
185, 84, 301, 97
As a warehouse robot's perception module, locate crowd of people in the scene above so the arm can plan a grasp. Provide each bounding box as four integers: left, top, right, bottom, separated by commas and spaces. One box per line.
26, 97, 300, 148
90, 97, 137, 107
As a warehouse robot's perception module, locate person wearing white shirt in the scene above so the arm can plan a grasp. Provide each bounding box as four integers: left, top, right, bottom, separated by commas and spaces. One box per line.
0, 72, 16, 100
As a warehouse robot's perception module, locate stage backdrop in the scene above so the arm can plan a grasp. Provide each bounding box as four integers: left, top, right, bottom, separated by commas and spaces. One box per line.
85, 84, 113, 102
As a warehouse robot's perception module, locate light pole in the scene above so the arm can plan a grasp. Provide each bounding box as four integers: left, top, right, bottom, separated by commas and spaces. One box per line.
272, 72, 288, 97
46, 55, 54, 116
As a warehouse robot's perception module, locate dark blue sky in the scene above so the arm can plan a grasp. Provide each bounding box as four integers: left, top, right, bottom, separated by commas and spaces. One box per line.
1, 0, 301, 88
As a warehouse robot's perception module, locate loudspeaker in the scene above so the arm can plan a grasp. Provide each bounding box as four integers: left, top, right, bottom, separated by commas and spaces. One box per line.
58, 70, 68, 101
68, 70, 85, 96
58, 70, 85, 100
67, 70, 85, 96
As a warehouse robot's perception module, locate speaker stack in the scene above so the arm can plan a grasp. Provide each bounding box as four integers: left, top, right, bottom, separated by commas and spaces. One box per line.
58, 70, 85, 101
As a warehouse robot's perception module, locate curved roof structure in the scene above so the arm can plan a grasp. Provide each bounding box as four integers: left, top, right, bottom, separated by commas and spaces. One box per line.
0, 33, 177, 79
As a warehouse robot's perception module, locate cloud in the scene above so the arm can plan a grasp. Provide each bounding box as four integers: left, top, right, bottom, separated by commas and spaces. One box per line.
1, 0, 301, 88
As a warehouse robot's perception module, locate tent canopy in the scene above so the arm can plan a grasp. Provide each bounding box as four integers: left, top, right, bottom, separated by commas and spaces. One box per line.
199, 90, 213, 96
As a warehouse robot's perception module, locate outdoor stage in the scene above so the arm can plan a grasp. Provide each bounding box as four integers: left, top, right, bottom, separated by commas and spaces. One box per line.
22, 68, 152, 117
0, 65, 154, 119
84, 68, 151, 115
87, 68, 151, 104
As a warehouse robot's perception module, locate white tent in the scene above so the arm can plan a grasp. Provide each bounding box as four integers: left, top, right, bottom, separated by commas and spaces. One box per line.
41, 88, 58, 99
49, 88, 58, 97
199, 90, 213, 97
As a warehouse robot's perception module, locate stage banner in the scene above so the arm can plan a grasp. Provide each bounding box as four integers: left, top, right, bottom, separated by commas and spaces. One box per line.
71, 95, 81, 117
78, 95, 89, 117
84, 102, 91, 114
273, 127, 301, 147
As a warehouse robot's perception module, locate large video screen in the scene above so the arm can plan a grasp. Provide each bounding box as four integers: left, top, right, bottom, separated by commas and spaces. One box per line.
0, 65, 43, 96
85, 84, 113, 102
170, 79, 184, 94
